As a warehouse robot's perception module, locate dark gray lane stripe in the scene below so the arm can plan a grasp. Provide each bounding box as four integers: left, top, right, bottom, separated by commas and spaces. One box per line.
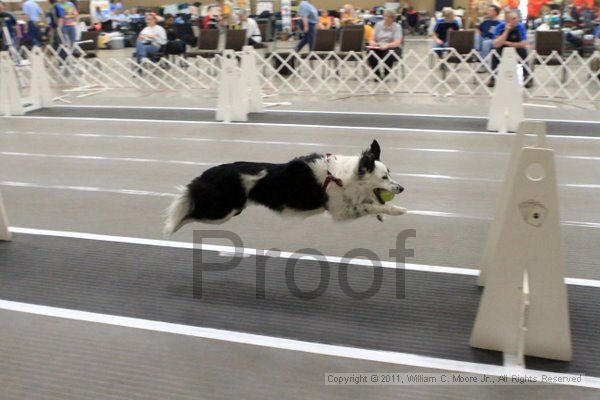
23, 107, 600, 138
1, 233, 599, 376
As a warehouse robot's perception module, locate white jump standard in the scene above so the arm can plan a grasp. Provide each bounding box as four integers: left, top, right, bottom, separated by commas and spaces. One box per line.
471, 120, 572, 363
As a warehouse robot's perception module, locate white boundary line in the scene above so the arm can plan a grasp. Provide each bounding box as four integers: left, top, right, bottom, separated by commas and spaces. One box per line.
7, 116, 600, 141
51, 105, 600, 125
2, 152, 600, 188
3, 182, 600, 230
8, 227, 600, 288
0, 299, 598, 388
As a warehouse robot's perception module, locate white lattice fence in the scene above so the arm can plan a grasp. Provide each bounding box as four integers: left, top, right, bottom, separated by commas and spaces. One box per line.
18, 45, 600, 101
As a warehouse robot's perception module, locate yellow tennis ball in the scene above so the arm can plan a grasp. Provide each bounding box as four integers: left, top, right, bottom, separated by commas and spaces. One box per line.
380, 189, 395, 202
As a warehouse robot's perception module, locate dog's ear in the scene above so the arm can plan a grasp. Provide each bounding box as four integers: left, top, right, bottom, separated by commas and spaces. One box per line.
358, 151, 376, 176
370, 140, 381, 161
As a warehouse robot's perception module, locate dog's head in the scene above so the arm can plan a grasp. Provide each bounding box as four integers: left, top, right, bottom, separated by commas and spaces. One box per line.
358, 140, 404, 204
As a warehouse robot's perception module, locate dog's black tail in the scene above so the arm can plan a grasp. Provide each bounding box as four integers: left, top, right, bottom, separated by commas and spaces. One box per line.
164, 186, 192, 237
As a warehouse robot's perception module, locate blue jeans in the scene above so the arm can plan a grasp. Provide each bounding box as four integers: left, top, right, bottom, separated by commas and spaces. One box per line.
475, 35, 494, 61
62, 25, 77, 45
295, 23, 316, 52
136, 41, 160, 62
28, 21, 41, 46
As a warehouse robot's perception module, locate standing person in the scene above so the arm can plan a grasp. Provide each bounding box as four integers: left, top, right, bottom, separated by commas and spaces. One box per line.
488, 10, 532, 88
432, 9, 459, 49
135, 13, 166, 63
295, 0, 318, 52
22, 0, 44, 46
60, 0, 78, 46
367, 9, 403, 80
47, 0, 65, 52
0, 1, 19, 49
476, 5, 501, 63
237, 9, 262, 47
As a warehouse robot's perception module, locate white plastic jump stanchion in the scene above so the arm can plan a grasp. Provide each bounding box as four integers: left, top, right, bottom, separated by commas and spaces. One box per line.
478, 121, 547, 286
240, 45, 264, 114
24, 47, 53, 112
487, 47, 524, 133
471, 121, 572, 363
0, 190, 11, 241
215, 50, 248, 122
0, 51, 25, 116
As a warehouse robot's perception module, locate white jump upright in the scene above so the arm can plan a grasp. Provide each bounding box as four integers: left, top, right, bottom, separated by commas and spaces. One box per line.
471, 120, 571, 363
216, 50, 248, 122
240, 45, 264, 114
216, 47, 264, 122
0, 190, 11, 241
0, 51, 25, 116
26, 47, 53, 111
487, 47, 524, 132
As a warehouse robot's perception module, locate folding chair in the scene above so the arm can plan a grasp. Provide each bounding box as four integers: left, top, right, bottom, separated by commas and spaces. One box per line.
185, 29, 219, 58
533, 31, 567, 83
441, 29, 478, 80
336, 27, 365, 78
301, 29, 337, 78
224, 29, 247, 52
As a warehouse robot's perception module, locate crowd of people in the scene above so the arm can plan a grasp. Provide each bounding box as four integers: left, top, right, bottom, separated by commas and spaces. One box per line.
1, 0, 598, 81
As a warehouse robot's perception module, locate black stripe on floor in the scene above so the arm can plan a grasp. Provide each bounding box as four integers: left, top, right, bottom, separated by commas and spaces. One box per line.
23, 107, 600, 138
1, 233, 598, 376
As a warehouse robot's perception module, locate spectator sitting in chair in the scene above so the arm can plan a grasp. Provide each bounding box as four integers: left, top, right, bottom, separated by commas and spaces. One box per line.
432, 9, 459, 50
488, 10, 532, 88
367, 9, 403, 80
135, 14, 166, 63
476, 5, 501, 63
317, 9, 334, 29
164, 14, 185, 55
237, 9, 262, 47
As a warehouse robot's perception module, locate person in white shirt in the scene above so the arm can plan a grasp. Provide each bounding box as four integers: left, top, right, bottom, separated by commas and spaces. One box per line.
135, 14, 166, 63
237, 9, 262, 47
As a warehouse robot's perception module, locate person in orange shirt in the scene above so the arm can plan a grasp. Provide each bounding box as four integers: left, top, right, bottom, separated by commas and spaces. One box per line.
317, 9, 333, 29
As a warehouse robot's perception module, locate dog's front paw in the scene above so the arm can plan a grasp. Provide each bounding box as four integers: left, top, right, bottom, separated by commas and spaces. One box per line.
389, 206, 407, 216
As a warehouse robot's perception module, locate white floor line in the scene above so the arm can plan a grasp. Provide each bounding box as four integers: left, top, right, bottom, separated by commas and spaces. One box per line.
2, 181, 600, 231
8, 115, 600, 141
51, 104, 600, 125
0, 299, 597, 388
502, 353, 526, 370
2, 151, 600, 189
4, 115, 509, 137
5, 131, 600, 162
0, 181, 174, 197
7, 226, 600, 288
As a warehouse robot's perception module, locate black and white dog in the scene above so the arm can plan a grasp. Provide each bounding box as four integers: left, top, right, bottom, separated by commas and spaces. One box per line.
164, 140, 405, 235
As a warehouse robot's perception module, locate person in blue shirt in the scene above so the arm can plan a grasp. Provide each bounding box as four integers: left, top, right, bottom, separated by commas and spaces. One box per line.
476, 5, 501, 61
488, 11, 531, 88
22, 0, 44, 45
295, 0, 318, 52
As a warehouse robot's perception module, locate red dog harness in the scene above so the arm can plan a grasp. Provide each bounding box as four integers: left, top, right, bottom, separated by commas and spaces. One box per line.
322, 153, 343, 193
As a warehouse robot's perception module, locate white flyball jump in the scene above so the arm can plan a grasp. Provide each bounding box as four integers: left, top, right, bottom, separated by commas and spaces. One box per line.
487, 47, 524, 133
216, 47, 264, 122
0, 51, 24, 116
471, 120, 571, 364
0, 48, 52, 116
0, 190, 11, 241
